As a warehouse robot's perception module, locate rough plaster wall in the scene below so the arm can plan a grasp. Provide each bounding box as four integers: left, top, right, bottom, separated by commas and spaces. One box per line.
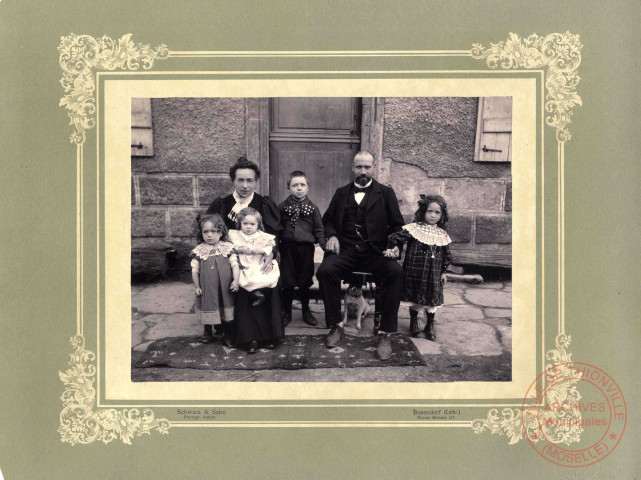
385, 98, 512, 265
132, 98, 245, 174
391, 162, 444, 217
383, 97, 510, 179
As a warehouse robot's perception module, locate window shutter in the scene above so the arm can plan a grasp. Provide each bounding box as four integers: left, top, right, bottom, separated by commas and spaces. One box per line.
474, 97, 512, 162
131, 98, 154, 156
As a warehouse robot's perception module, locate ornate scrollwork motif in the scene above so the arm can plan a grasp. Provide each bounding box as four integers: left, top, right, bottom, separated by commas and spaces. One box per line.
58, 33, 169, 144
471, 334, 583, 445
472, 32, 582, 142
59, 335, 170, 445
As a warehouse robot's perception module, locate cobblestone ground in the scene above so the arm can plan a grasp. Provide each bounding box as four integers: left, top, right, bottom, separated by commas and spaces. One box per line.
131, 278, 511, 382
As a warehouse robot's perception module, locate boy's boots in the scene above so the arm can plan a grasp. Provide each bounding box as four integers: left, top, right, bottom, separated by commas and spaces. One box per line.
409, 308, 421, 337
300, 288, 318, 326
282, 287, 294, 326
424, 310, 436, 341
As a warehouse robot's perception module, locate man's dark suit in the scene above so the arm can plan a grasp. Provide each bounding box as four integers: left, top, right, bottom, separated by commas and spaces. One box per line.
317, 180, 405, 332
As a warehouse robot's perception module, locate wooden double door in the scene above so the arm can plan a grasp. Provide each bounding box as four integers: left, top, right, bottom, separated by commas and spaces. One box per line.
269, 98, 361, 215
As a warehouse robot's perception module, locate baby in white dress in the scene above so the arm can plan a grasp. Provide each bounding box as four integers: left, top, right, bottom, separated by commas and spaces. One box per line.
228, 207, 280, 306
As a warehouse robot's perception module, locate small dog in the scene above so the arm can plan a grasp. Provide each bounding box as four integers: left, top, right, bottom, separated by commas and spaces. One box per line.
343, 282, 370, 329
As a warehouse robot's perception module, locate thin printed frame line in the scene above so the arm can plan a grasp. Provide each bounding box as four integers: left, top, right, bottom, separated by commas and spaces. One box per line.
98, 402, 528, 408
168, 50, 472, 58
559, 141, 565, 334
96, 70, 544, 76
541, 73, 546, 376
76, 144, 83, 336
92, 70, 545, 409
171, 422, 473, 428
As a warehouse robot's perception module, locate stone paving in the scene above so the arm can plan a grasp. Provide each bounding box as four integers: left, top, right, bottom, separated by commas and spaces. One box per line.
131, 277, 512, 381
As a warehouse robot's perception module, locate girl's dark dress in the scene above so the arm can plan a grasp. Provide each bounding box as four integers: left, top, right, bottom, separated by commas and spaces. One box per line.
388, 223, 452, 307
206, 193, 283, 345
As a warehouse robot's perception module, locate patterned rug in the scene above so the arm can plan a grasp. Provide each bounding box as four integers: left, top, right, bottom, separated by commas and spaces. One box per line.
134, 334, 425, 370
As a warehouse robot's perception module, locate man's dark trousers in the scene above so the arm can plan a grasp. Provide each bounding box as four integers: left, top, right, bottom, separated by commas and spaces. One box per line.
317, 245, 404, 332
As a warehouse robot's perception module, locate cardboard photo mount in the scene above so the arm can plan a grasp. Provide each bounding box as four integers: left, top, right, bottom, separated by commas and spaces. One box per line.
57, 33, 580, 444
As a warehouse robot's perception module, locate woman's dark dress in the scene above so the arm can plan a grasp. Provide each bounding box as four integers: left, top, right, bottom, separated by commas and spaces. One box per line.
207, 194, 281, 236
388, 223, 452, 307
206, 193, 283, 345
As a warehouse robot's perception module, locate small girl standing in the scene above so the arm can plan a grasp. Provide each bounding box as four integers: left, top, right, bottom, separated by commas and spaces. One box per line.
191, 214, 239, 344
385, 195, 452, 340
228, 207, 283, 353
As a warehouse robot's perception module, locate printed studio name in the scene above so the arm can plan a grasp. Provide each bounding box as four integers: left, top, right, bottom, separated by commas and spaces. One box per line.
413, 408, 461, 420
176, 408, 227, 420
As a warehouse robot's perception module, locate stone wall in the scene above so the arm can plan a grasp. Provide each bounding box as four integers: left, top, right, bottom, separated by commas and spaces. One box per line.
131, 98, 243, 263
383, 98, 511, 267
131, 96, 512, 273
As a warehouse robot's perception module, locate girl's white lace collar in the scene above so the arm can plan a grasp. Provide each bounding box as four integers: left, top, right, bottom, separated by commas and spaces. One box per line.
402, 223, 452, 246
191, 241, 233, 259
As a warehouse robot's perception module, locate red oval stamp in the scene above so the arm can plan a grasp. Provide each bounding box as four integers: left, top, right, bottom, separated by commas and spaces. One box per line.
521, 362, 626, 467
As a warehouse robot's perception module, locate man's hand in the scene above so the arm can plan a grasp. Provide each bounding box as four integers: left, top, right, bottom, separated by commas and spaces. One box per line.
260, 252, 274, 274
441, 273, 448, 285
383, 246, 399, 258
195, 287, 203, 296
326, 236, 340, 255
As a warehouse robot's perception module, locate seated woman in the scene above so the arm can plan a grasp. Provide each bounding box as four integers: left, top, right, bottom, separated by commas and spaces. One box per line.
206, 157, 283, 351
228, 208, 282, 353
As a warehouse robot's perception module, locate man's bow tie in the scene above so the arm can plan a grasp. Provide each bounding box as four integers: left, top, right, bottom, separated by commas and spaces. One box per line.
354, 185, 370, 193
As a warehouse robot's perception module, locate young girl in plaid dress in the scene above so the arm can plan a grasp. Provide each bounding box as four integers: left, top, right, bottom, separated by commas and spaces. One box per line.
385, 195, 452, 341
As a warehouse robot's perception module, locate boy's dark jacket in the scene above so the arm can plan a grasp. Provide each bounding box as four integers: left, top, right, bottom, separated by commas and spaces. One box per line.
279, 195, 326, 248
322, 179, 405, 253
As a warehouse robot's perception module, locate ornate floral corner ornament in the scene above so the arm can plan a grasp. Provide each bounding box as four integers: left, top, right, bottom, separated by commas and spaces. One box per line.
58, 33, 169, 144
59, 335, 171, 445
471, 32, 582, 142
471, 334, 582, 445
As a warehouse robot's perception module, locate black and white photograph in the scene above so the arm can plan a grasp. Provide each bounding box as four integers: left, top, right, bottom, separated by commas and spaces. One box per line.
130, 96, 514, 383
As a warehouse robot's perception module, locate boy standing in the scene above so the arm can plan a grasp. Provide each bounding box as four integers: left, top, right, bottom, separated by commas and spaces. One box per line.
279, 171, 326, 326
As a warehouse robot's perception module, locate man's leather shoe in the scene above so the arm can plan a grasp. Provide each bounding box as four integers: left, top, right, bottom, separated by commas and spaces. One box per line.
301, 309, 318, 326
376, 334, 392, 360
325, 325, 343, 348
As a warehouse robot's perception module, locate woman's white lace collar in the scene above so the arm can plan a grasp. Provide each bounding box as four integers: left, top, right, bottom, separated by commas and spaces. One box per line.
402, 223, 452, 246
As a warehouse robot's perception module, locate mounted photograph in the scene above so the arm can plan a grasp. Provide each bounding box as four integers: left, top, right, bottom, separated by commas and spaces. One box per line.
129, 95, 514, 383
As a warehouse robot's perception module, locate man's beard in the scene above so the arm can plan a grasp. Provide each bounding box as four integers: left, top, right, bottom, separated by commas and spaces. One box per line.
355, 175, 370, 186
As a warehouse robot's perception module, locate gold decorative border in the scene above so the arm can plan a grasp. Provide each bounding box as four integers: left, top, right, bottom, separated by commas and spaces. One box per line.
58, 33, 171, 444
58, 33, 582, 444
470, 32, 582, 444
471, 334, 582, 445
59, 335, 170, 445
471, 32, 582, 142
58, 33, 169, 144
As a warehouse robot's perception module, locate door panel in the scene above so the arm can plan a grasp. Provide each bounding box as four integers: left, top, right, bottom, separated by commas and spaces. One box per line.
269, 142, 355, 215
269, 98, 361, 215
272, 98, 357, 134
